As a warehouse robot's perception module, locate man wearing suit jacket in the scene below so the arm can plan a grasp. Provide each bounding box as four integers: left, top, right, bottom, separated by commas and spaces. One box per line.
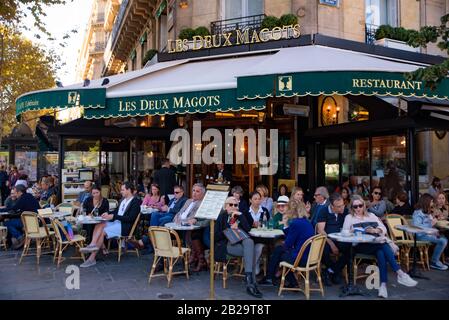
173, 183, 205, 225
80, 182, 142, 267
150, 185, 188, 226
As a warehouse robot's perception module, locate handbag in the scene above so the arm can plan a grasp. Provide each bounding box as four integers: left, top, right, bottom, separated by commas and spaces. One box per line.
223, 228, 250, 245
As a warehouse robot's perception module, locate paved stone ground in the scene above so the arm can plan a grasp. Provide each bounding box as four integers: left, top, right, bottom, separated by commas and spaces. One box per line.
1, 248, 449, 300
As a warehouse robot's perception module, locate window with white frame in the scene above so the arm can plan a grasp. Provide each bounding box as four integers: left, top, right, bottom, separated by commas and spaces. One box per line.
223, 0, 264, 20
365, 0, 398, 27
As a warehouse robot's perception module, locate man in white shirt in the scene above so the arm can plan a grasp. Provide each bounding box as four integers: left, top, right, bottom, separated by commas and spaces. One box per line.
173, 183, 205, 225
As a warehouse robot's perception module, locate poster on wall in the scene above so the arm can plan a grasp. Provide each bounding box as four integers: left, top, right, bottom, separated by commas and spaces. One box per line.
15, 151, 37, 181
0, 152, 8, 167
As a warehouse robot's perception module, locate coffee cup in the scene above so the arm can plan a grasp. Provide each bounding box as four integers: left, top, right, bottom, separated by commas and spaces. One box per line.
341, 229, 351, 236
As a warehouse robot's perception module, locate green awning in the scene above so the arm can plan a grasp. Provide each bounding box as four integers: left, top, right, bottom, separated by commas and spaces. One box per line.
237, 71, 449, 101
16, 88, 106, 116
84, 89, 265, 119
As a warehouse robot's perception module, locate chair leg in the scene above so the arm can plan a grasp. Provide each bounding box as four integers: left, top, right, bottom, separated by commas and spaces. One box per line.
305, 271, 310, 300
36, 238, 42, 265
149, 256, 159, 284
167, 257, 173, 288
117, 239, 122, 263
278, 267, 286, 296
223, 263, 228, 289
184, 252, 190, 280
57, 247, 63, 267
316, 268, 324, 297
19, 237, 30, 264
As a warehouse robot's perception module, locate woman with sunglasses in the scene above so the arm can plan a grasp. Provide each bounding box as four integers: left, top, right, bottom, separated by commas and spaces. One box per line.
367, 186, 387, 219
214, 196, 263, 298
272, 196, 289, 229
343, 195, 417, 298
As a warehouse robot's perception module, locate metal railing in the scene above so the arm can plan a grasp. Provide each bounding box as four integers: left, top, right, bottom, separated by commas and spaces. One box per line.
365, 23, 379, 44
210, 14, 266, 35
110, 0, 129, 49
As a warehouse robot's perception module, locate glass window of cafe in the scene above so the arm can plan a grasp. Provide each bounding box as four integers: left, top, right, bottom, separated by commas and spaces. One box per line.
322, 134, 409, 201
63, 139, 100, 182
417, 130, 449, 196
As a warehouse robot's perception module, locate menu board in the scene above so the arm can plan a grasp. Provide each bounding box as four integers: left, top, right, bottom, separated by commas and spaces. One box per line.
194, 190, 229, 220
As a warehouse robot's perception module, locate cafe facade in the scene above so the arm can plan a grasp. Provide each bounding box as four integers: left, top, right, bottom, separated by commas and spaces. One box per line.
16, 31, 449, 204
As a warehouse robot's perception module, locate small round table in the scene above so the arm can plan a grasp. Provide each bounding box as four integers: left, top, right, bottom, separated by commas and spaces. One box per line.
394, 225, 438, 280
164, 222, 201, 231
249, 228, 284, 238
328, 232, 377, 297
76, 216, 109, 225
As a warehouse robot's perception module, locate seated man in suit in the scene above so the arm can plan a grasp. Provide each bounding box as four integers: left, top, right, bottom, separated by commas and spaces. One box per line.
80, 181, 142, 267
150, 185, 188, 226
173, 183, 208, 271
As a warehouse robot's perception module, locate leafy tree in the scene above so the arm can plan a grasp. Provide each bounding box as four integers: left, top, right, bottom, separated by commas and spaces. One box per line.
405, 14, 449, 90
0, 26, 56, 139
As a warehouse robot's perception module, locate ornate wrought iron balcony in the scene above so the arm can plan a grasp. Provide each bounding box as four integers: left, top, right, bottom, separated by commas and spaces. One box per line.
365, 23, 379, 44
210, 14, 266, 35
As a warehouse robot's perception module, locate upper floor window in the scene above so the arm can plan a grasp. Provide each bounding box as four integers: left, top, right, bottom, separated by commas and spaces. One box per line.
224, 0, 264, 20
365, 0, 398, 27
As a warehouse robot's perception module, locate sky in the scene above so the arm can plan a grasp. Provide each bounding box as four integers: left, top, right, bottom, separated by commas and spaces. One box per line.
22, 0, 94, 86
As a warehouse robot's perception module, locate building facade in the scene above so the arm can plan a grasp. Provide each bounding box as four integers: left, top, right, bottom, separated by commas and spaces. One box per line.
65, 0, 449, 201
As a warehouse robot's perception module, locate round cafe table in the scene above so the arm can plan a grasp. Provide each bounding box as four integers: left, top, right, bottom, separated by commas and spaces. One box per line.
328, 232, 377, 297
249, 228, 284, 238
76, 216, 109, 225
394, 224, 438, 280
164, 222, 201, 231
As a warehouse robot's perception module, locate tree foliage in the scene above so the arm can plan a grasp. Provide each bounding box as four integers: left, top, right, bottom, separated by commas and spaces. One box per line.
0, 26, 56, 138
405, 14, 449, 90
0, 0, 70, 36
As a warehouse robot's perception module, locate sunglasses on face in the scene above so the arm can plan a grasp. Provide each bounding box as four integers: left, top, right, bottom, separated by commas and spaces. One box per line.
227, 203, 238, 207
373, 192, 381, 195
352, 204, 364, 209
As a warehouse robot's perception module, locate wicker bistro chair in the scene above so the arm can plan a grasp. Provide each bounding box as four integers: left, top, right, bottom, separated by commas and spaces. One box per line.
148, 227, 190, 288
214, 255, 245, 289
353, 253, 377, 284
107, 213, 141, 262
0, 226, 7, 251
51, 218, 86, 267
385, 214, 431, 271
278, 234, 327, 300
19, 212, 55, 265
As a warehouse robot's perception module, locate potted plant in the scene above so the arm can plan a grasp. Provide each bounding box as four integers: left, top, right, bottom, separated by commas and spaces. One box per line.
374, 25, 420, 52
142, 49, 158, 67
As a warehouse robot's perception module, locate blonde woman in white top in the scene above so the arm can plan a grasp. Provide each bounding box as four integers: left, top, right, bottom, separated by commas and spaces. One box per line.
343, 195, 417, 298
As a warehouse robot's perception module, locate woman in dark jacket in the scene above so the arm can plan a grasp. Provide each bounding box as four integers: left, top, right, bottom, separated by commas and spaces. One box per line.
82, 185, 110, 242
215, 196, 262, 298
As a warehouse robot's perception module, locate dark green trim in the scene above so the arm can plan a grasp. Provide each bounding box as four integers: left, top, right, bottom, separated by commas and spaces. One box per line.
16, 88, 106, 116
84, 89, 265, 119
237, 71, 449, 101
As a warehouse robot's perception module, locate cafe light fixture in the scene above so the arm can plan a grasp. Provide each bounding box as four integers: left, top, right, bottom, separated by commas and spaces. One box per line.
179, 0, 188, 9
